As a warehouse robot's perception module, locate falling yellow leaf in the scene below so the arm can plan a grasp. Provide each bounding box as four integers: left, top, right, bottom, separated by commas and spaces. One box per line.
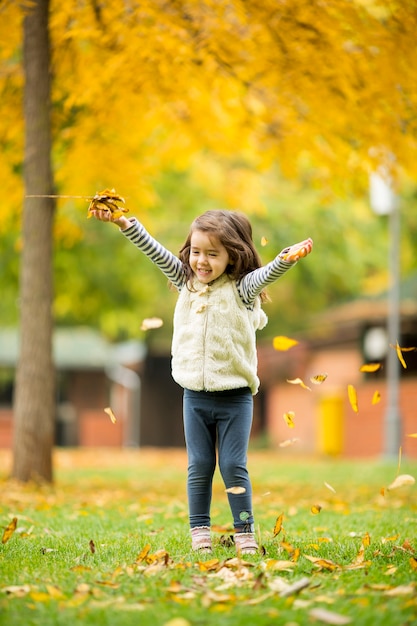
311, 504, 322, 515
279, 438, 300, 448
324, 482, 336, 494
407, 433, 417, 438
360, 362, 382, 373
283, 411, 295, 428
2, 517, 17, 544
141, 317, 163, 331
225, 486, 246, 495
273, 513, 284, 537
260, 236, 268, 247
387, 474, 415, 491
372, 390, 381, 404
310, 373, 328, 385
273, 336, 299, 351
286, 378, 311, 391
104, 407, 117, 424
347, 384, 358, 413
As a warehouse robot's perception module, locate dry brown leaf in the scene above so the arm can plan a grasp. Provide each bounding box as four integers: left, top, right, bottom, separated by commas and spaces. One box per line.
273, 513, 284, 537
2, 517, 17, 544
273, 335, 299, 351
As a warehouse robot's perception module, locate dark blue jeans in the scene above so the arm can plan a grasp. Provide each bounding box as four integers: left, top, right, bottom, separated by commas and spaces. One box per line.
183, 387, 255, 531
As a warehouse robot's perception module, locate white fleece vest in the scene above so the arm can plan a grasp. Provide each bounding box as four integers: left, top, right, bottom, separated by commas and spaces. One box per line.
171, 274, 267, 395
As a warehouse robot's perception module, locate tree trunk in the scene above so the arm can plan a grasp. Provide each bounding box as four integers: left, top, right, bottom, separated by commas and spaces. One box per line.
12, 0, 55, 482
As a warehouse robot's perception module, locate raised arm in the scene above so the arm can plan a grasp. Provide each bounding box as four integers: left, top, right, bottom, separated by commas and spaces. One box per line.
238, 238, 313, 305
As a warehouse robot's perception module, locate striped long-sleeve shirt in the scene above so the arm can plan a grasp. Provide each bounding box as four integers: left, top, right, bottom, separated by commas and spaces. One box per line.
121, 218, 295, 307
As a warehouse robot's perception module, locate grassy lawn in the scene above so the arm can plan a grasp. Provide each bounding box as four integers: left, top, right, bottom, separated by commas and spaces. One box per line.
1, 448, 416, 626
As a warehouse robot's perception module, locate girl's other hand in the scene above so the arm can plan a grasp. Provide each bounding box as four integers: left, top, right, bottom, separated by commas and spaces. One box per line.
280, 238, 313, 262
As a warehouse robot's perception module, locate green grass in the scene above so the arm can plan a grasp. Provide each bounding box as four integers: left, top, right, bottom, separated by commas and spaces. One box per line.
1, 448, 416, 625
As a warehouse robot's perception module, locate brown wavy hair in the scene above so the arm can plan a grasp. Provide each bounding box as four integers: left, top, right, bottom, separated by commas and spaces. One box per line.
179, 210, 268, 302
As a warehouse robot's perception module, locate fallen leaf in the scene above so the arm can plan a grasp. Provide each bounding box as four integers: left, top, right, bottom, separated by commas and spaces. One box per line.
310, 373, 328, 384
287, 377, 311, 391
2, 517, 17, 544
273, 336, 299, 351
273, 513, 284, 537
104, 407, 117, 424
141, 317, 163, 331
387, 474, 415, 491
347, 384, 358, 413
371, 391, 381, 404
283, 411, 295, 428
225, 486, 246, 495
359, 363, 381, 373
309, 607, 352, 624
89, 539, 96, 554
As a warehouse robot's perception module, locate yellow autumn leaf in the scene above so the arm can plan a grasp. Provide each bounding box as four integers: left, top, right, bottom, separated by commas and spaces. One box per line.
372, 390, 381, 404
225, 486, 246, 495
362, 532, 371, 547
347, 384, 358, 413
273, 513, 284, 537
273, 336, 299, 351
390, 341, 407, 369
87, 188, 127, 218
283, 411, 295, 428
407, 433, 417, 438
286, 378, 311, 391
310, 373, 328, 385
360, 362, 382, 373
136, 544, 151, 563
260, 236, 268, 247
2, 517, 17, 544
140, 317, 164, 331
387, 474, 415, 491
324, 482, 336, 494
104, 407, 117, 424
311, 504, 322, 515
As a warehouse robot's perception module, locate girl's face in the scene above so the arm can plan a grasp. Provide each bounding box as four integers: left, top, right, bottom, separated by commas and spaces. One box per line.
189, 230, 231, 283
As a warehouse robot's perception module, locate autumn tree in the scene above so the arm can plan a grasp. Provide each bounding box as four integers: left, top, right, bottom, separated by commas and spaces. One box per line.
0, 0, 416, 481
12, 0, 55, 482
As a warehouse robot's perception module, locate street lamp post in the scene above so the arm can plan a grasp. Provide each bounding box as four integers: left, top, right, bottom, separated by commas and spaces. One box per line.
369, 172, 402, 459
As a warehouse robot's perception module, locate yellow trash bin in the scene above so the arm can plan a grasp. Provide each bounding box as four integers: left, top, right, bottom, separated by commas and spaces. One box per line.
318, 395, 343, 455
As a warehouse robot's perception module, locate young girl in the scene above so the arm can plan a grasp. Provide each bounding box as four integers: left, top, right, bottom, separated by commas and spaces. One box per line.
91, 207, 313, 554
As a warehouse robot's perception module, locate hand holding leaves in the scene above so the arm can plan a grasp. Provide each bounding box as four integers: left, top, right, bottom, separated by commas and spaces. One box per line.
281, 238, 313, 262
